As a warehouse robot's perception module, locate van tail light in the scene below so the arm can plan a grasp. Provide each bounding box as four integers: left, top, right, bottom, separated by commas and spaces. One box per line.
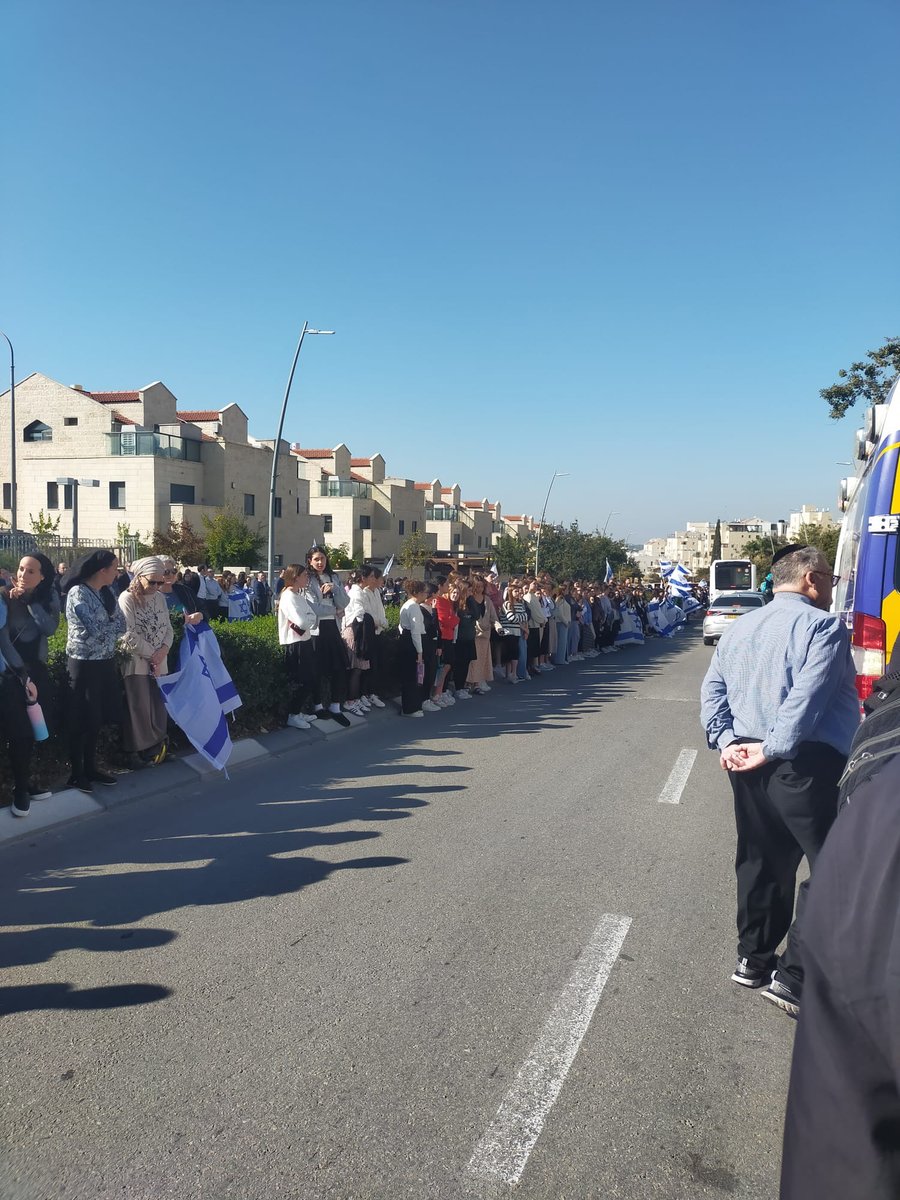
851, 612, 886, 702
705, 610, 716, 617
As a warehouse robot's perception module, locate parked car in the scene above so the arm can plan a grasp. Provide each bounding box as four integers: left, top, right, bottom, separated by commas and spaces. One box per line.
702, 590, 766, 644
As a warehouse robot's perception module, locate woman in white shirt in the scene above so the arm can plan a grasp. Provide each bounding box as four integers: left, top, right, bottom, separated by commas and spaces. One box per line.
398, 580, 427, 716
278, 563, 319, 731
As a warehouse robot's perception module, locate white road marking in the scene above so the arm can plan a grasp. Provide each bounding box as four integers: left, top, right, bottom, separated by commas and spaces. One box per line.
657, 748, 697, 804
467, 912, 632, 1188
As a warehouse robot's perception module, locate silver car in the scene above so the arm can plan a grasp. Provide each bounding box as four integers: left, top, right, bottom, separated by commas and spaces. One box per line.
702, 590, 766, 644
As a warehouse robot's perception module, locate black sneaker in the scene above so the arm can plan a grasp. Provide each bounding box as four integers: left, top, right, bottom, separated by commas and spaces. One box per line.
68, 776, 94, 795
11, 791, 31, 818
760, 976, 800, 1018
730, 957, 769, 989
331, 712, 351, 728
28, 786, 53, 802
88, 771, 118, 787
315, 710, 333, 721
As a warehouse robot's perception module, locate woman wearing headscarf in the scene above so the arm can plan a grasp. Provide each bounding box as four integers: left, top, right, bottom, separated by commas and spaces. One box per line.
302, 547, 351, 727
118, 556, 174, 768
62, 549, 126, 792
0, 553, 59, 817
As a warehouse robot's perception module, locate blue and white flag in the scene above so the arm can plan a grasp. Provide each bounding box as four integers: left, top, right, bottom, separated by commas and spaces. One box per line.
490, 561, 499, 577
383, 554, 395, 577
670, 563, 691, 584
668, 578, 692, 598
604, 559, 613, 583
659, 559, 674, 578
226, 587, 254, 622
157, 622, 242, 772
683, 595, 702, 614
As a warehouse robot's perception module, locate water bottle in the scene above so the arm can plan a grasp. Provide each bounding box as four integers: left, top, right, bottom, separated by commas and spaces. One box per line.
26, 699, 49, 742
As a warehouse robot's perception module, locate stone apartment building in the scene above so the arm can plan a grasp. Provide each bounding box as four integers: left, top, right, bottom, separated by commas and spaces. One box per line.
0, 372, 324, 563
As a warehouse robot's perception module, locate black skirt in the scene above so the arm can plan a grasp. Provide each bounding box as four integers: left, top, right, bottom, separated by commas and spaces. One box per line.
65, 657, 122, 736
314, 620, 350, 675
284, 640, 317, 685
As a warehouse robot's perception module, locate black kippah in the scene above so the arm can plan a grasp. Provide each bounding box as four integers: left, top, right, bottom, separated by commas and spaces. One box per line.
771, 543, 809, 567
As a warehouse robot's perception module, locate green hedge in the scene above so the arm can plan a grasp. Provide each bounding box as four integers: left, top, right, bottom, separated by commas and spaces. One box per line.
2, 612, 404, 798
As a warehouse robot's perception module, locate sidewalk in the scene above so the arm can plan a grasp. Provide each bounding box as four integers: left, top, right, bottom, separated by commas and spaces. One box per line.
0, 701, 381, 847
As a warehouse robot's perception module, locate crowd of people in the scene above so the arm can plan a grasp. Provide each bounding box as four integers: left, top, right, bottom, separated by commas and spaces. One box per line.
0, 546, 707, 816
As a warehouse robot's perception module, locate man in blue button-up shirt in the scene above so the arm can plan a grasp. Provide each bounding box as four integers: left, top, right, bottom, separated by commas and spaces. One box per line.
700, 544, 859, 1017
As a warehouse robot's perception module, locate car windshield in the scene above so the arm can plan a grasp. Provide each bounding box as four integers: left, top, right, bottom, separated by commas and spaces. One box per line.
709, 594, 763, 608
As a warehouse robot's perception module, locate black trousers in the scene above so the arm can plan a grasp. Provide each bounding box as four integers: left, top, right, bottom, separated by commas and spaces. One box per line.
781, 756, 900, 1200
398, 631, 423, 714
727, 739, 844, 994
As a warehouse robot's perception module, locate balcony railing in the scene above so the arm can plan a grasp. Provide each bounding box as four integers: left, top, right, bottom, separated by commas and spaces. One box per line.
426, 505, 461, 521
319, 479, 372, 499
108, 431, 202, 462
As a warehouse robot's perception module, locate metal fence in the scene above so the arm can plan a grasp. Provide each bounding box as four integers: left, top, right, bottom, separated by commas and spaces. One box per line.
0, 531, 138, 567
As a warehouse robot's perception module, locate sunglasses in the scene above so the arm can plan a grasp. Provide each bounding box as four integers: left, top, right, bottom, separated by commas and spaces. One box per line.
145, 579, 164, 587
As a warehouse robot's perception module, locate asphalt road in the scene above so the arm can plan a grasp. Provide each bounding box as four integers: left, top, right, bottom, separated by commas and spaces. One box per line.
0, 628, 796, 1200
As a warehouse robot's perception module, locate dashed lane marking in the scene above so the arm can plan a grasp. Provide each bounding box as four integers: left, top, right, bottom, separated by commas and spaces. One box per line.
657, 748, 697, 804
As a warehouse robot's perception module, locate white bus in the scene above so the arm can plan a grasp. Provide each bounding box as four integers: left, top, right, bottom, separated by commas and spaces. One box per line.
710, 559, 757, 601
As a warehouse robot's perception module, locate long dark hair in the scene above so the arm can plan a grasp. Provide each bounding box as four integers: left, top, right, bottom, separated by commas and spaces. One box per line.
61, 549, 118, 595
305, 547, 333, 579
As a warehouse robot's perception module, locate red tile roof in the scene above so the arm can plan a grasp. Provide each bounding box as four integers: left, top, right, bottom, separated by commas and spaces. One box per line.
505, 515, 523, 522
414, 482, 433, 490
441, 487, 455, 494
111, 411, 136, 426
177, 410, 220, 422
350, 457, 371, 467
350, 472, 369, 483
200, 433, 217, 443
294, 448, 333, 459
86, 390, 140, 404
463, 501, 484, 509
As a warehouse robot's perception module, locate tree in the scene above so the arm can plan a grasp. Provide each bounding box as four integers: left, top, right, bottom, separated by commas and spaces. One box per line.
116, 522, 151, 559
398, 529, 431, 572
322, 542, 354, 569
201, 508, 264, 570
530, 521, 633, 580
710, 518, 722, 562
493, 533, 530, 575
150, 518, 206, 564
744, 523, 841, 578
821, 336, 900, 420
29, 509, 61, 539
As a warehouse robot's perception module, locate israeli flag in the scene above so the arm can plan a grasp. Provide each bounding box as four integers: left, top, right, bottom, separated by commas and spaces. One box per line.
226, 588, 254, 622
383, 554, 395, 577
668, 578, 692, 597
604, 559, 613, 583
157, 623, 242, 772
490, 561, 499, 576
683, 595, 702, 614
659, 559, 675, 578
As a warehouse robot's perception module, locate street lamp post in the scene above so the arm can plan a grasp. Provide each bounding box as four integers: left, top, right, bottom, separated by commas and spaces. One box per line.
57, 477, 100, 545
603, 510, 620, 536
267, 322, 335, 587
1, 330, 16, 532
534, 471, 570, 577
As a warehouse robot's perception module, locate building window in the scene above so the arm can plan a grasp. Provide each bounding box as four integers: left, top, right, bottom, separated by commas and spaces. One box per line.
63, 483, 74, 510
322, 515, 333, 534
454, 534, 462, 546
24, 420, 52, 442
274, 554, 283, 568
64, 417, 79, 427
359, 515, 371, 530
109, 481, 126, 510
244, 494, 255, 517
412, 521, 418, 533
398, 520, 405, 536
170, 483, 195, 504
47, 482, 59, 510
2, 483, 10, 509
273, 497, 282, 519
477, 536, 482, 548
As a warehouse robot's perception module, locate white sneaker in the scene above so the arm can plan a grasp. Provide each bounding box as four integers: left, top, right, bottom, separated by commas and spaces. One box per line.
542, 664, 555, 671
402, 709, 424, 718
475, 683, 491, 694
442, 693, 456, 706
493, 667, 505, 679
358, 696, 372, 710
286, 713, 310, 730
367, 695, 386, 709
304, 712, 318, 721
506, 675, 518, 685
455, 689, 472, 700
344, 701, 365, 717
422, 699, 441, 712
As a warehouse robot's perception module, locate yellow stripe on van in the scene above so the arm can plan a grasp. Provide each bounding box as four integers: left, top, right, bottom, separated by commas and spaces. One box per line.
876, 439, 900, 467
883, 590, 900, 669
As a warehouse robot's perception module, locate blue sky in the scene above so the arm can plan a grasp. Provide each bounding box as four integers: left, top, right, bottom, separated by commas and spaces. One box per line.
4, 0, 897, 542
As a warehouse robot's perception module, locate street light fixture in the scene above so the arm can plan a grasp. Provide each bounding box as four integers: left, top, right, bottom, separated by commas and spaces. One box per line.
1, 330, 16, 532
56, 477, 100, 545
534, 471, 570, 577
267, 322, 335, 586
